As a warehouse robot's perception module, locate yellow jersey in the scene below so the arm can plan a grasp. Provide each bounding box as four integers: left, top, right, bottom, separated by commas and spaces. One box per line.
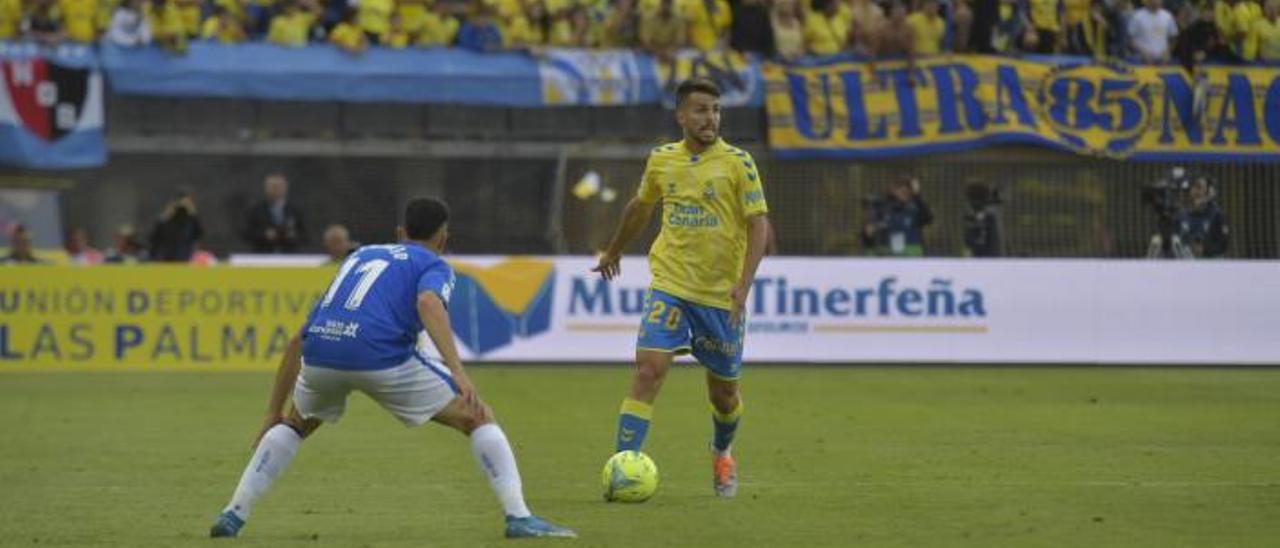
59, 0, 98, 42
95, 0, 118, 32
383, 28, 410, 48
267, 11, 314, 46
357, 0, 394, 36
1027, 0, 1060, 31
0, 0, 19, 40
329, 21, 366, 50
906, 12, 945, 54
1234, 1, 1263, 37
683, 0, 731, 52
1063, 0, 1088, 25
487, 0, 524, 19
176, 0, 201, 36
1244, 16, 1280, 61
201, 16, 246, 42
639, 11, 687, 49
502, 15, 542, 47
636, 139, 768, 310
803, 10, 848, 55
547, 16, 576, 46
414, 10, 459, 46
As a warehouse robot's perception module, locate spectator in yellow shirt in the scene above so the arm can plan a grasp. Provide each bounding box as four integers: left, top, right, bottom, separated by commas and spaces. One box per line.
330, 8, 368, 52
684, 0, 731, 51
0, 0, 20, 40
1062, 0, 1089, 52
149, 0, 189, 51
58, 0, 98, 42
770, 0, 804, 60
1235, 0, 1264, 44
382, 12, 410, 47
501, 0, 543, 48
639, 0, 687, 60
357, 0, 394, 45
803, 0, 848, 56
174, 0, 200, 37
413, 1, 460, 46
1244, 0, 1280, 60
266, 0, 316, 47
201, 5, 247, 42
599, 0, 639, 47
905, 0, 946, 54
1214, 0, 1240, 49
95, 0, 119, 35
546, 5, 578, 46
1026, 0, 1063, 53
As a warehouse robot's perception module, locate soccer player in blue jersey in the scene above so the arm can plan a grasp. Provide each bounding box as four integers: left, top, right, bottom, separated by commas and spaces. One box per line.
209, 198, 575, 540
593, 78, 771, 498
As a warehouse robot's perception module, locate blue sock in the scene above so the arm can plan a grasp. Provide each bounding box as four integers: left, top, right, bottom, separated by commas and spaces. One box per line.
615, 398, 653, 452
711, 399, 743, 453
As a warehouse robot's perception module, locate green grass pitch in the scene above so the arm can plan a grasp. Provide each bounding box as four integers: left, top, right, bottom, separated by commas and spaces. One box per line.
2, 365, 1279, 547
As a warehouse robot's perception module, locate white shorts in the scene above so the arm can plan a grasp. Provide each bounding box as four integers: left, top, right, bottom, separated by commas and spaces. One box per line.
293, 355, 459, 427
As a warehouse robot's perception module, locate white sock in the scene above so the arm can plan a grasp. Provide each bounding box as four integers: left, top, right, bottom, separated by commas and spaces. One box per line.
469, 423, 532, 518
222, 424, 302, 520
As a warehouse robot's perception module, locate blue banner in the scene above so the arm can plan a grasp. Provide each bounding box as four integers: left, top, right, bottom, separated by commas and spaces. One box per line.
101, 43, 767, 107
0, 42, 106, 169
102, 43, 545, 106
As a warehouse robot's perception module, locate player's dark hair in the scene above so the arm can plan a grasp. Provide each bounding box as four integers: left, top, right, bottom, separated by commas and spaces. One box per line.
404, 198, 450, 240
676, 78, 721, 107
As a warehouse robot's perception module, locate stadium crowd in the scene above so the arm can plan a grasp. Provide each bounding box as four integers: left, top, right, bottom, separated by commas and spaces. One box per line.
0, 0, 1276, 62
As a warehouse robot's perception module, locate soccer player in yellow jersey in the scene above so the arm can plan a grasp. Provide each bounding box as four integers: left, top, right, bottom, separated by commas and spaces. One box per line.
593, 78, 770, 499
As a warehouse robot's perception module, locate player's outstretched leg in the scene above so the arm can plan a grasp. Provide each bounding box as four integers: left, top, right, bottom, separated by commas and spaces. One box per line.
211, 412, 320, 538
614, 350, 673, 452
707, 373, 742, 498
432, 397, 576, 539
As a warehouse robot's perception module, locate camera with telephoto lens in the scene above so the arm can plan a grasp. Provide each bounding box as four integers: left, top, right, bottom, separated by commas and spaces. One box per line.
1141, 167, 1191, 223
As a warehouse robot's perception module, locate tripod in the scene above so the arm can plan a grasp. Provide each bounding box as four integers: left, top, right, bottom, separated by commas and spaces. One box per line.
1146, 232, 1194, 259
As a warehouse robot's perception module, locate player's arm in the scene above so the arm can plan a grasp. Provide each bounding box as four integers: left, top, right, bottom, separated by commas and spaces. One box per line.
731, 214, 770, 325
732, 152, 770, 324
594, 196, 657, 281
417, 291, 479, 407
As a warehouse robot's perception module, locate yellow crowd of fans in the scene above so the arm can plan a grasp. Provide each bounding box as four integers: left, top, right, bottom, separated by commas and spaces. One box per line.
0, 0, 1276, 62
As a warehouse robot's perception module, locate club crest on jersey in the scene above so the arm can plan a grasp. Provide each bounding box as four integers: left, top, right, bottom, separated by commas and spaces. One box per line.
2, 57, 91, 142
702, 182, 716, 200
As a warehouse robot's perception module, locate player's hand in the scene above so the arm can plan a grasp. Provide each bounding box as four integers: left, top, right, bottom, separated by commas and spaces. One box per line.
452, 371, 482, 411
592, 253, 622, 281
728, 281, 750, 327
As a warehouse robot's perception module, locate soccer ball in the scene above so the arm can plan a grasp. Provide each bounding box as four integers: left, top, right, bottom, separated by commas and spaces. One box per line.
601, 450, 659, 503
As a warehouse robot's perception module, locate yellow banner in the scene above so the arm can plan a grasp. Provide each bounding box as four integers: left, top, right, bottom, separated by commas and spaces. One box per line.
0, 267, 332, 370
765, 56, 1280, 160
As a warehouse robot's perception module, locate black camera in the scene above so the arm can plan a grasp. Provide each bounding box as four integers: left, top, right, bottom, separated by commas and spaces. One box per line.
1141, 167, 1191, 221
964, 181, 1003, 209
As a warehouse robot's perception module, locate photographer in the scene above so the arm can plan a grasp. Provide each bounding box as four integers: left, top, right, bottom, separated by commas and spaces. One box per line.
862, 176, 934, 257
150, 188, 205, 262
1177, 176, 1230, 259
962, 178, 1004, 257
